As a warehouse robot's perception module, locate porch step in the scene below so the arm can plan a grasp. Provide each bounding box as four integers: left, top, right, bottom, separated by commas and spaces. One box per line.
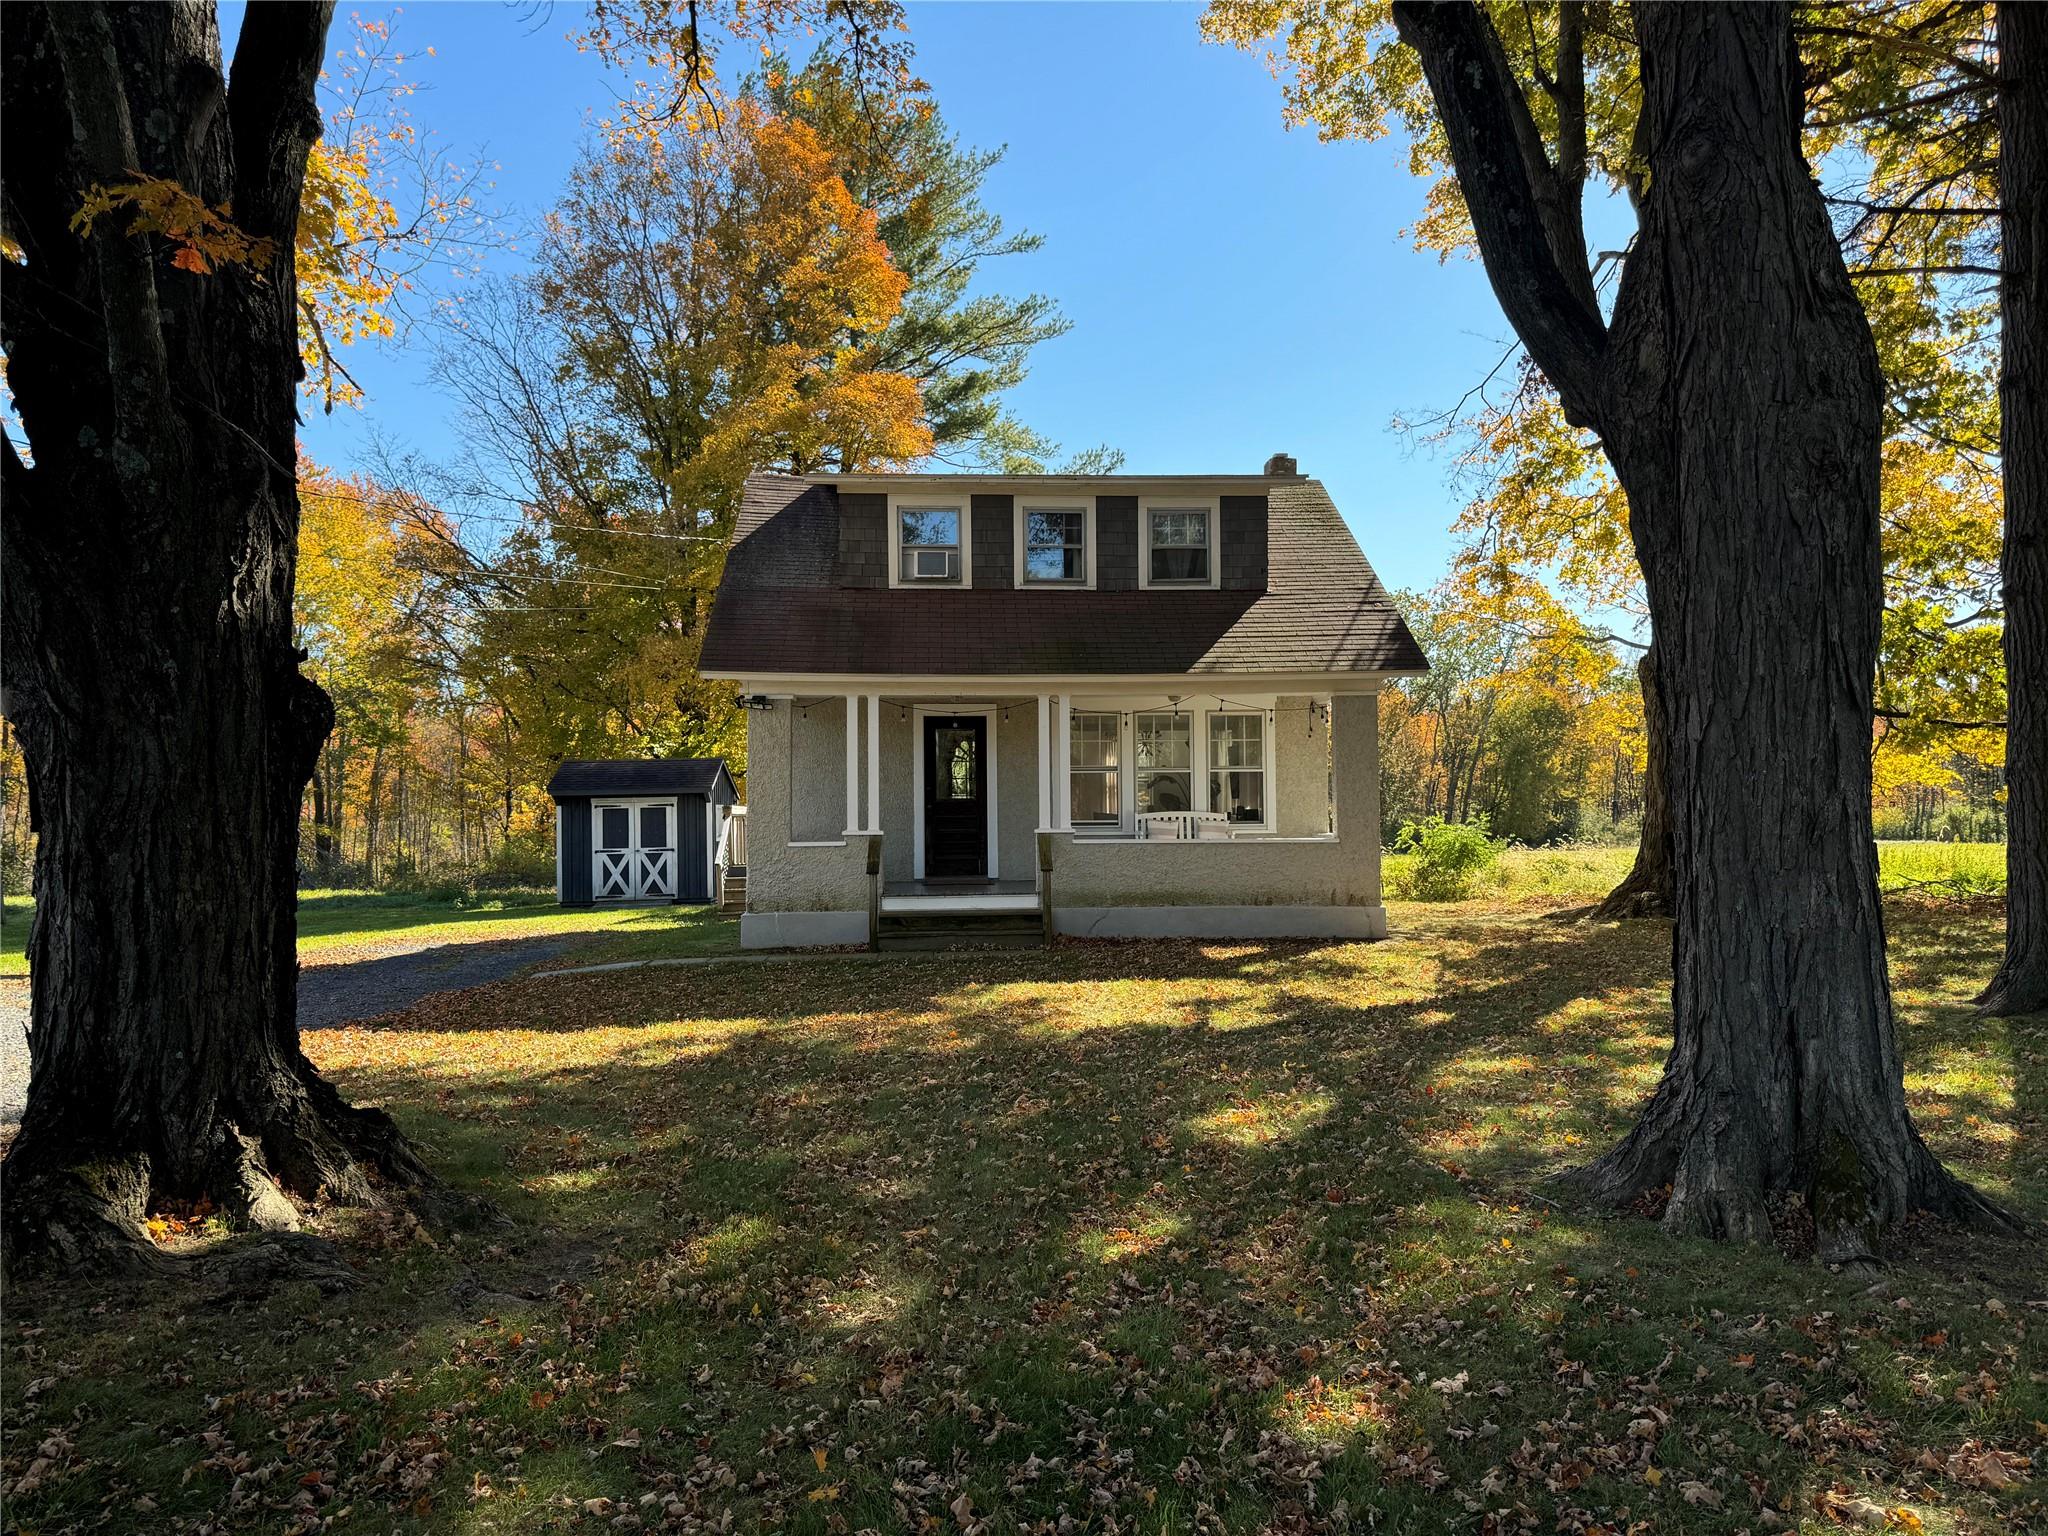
876, 909, 1044, 951
718, 866, 746, 913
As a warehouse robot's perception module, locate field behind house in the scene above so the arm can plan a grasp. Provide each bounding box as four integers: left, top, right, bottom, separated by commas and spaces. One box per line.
2, 887, 2040, 1535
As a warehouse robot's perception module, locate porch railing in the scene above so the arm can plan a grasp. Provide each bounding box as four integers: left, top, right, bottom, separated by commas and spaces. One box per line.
717, 804, 748, 868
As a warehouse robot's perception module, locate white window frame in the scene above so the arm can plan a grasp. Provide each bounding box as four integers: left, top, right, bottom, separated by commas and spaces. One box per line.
1205, 709, 1272, 832
1132, 709, 1197, 818
889, 494, 972, 589
1137, 496, 1220, 589
1068, 709, 1122, 828
1014, 497, 1095, 588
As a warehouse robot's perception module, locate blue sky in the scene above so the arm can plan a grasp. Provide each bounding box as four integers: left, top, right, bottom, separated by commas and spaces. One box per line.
284, 0, 1534, 594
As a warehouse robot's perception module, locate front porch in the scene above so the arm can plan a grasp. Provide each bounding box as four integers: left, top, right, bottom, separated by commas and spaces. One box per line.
735, 681, 1388, 948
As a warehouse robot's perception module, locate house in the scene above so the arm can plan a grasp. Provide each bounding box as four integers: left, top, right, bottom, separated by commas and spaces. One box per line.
547, 757, 739, 905
699, 456, 1426, 948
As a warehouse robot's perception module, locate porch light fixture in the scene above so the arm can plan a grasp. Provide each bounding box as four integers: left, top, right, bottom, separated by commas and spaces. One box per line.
740, 694, 777, 711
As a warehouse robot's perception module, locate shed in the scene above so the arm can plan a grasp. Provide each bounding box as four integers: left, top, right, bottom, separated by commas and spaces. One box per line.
547, 758, 740, 906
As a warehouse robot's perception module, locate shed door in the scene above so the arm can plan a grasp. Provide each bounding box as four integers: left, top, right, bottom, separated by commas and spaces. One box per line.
592, 799, 676, 900
635, 803, 676, 899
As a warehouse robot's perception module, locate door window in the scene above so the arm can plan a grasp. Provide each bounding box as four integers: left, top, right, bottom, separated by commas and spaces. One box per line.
934, 727, 979, 799
599, 805, 631, 849
639, 803, 671, 849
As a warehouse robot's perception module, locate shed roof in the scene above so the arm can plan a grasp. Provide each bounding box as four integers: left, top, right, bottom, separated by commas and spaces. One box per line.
546, 758, 735, 800
702, 474, 1427, 678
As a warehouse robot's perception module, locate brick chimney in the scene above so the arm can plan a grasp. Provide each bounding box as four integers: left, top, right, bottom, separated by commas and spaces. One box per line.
1263, 452, 1298, 476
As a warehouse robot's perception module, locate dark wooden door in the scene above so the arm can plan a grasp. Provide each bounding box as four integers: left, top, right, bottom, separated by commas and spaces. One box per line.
923, 715, 988, 878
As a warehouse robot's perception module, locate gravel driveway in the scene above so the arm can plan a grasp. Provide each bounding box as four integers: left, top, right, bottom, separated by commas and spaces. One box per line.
0, 934, 576, 1130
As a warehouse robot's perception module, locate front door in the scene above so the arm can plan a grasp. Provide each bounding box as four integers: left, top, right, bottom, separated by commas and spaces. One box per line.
923, 715, 988, 879
593, 800, 677, 900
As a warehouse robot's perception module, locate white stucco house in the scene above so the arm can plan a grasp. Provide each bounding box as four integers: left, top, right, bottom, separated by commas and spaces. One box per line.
699, 456, 1427, 948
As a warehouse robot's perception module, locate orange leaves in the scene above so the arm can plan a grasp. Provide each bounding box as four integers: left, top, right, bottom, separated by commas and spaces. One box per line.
70, 176, 277, 275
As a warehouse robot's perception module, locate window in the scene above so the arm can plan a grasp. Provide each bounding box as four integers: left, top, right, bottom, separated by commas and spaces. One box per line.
1134, 712, 1193, 813
1070, 712, 1121, 826
1208, 713, 1266, 825
897, 504, 962, 582
638, 803, 671, 850
1146, 504, 1212, 584
1023, 508, 1087, 582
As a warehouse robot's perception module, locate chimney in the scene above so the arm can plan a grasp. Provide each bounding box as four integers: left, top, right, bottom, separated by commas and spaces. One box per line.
1263, 452, 1298, 477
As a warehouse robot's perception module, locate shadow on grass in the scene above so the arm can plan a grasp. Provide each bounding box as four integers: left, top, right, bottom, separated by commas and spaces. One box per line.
6, 902, 2041, 1535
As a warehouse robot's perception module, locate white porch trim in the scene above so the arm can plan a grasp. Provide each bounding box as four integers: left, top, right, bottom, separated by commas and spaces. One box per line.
865, 691, 882, 833
843, 691, 861, 835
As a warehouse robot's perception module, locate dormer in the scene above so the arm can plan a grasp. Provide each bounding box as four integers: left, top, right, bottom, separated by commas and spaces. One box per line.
824, 459, 1302, 593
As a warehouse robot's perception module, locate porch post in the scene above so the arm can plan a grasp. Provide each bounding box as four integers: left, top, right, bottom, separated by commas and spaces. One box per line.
1036, 693, 1052, 829
865, 692, 882, 833
844, 692, 860, 835
1056, 692, 1073, 832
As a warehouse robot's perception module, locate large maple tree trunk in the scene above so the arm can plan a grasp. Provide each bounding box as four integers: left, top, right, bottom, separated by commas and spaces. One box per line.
1595, 643, 1673, 920
1, 1, 448, 1273
1396, 1, 2013, 1260
1981, 0, 2048, 1018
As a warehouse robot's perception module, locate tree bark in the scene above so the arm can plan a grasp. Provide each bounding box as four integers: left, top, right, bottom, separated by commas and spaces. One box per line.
1981, 0, 2048, 1017
1394, 0, 2015, 1260
1595, 643, 1674, 919
0, 0, 456, 1273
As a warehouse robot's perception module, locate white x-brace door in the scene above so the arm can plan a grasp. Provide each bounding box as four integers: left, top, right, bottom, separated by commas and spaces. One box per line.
592, 800, 676, 900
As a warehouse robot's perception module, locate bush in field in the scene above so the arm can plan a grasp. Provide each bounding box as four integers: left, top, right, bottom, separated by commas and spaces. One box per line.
1392, 815, 1505, 900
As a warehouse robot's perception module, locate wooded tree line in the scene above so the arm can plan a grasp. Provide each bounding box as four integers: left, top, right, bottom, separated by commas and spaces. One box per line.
146, 5, 1102, 891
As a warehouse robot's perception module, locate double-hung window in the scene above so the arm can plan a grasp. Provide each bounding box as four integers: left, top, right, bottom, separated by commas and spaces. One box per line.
1023, 506, 1088, 583
1208, 712, 1267, 826
1069, 712, 1121, 827
1146, 505, 1212, 585
897, 504, 962, 583
1134, 712, 1193, 813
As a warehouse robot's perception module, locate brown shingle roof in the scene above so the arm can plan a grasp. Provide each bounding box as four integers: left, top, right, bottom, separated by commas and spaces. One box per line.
702, 473, 1426, 677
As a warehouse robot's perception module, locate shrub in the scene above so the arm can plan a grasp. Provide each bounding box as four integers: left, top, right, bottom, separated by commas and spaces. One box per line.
1392, 815, 1505, 901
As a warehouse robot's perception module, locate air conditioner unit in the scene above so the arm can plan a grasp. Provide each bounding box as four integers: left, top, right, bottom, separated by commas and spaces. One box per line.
910, 548, 956, 579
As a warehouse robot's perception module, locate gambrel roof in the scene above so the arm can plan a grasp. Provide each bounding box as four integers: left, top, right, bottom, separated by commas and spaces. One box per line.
700, 473, 1426, 678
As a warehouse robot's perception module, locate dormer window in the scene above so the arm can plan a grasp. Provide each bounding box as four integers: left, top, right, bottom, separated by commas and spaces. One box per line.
1018, 500, 1093, 585
893, 501, 965, 585
1139, 498, 1218, 588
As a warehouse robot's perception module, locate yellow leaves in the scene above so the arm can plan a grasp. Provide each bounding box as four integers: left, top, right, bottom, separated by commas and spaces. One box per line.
71, 175, 277, 274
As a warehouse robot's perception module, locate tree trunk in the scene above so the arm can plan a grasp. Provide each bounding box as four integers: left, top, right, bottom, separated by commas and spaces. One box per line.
1595, 643, 1674, 919
0, 0, 455, 1273
1395, 0, 2014, 1260
364, 742, 385, 882
1981, 0, 2048, 1017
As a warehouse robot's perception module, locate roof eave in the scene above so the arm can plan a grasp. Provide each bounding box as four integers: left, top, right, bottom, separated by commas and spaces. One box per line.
807, 473, 1307, 492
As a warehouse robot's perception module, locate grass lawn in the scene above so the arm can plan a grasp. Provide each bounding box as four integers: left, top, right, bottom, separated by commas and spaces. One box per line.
1383, 840, 2009, 902
0, 889, 738, 979
3, 895, 2040, 1534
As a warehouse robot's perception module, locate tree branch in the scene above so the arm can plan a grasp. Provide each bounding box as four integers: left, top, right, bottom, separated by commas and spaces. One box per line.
42, 2, 169, 419
1391, 0, 1609, 428
227, 1, 335, 241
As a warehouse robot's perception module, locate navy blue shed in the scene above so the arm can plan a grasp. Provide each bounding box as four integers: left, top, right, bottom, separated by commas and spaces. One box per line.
547, 758, 739, 906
